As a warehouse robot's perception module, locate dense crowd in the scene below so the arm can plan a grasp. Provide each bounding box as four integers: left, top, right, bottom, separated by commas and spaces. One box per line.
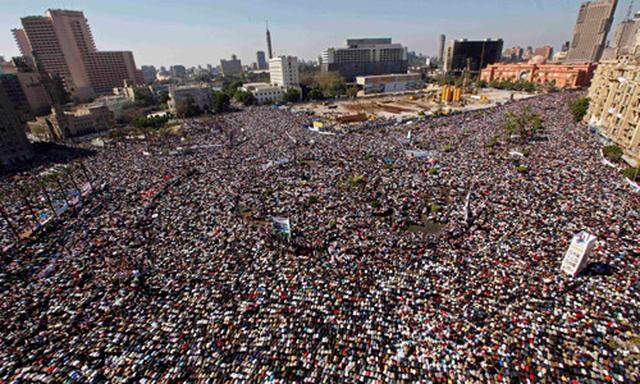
1, 93, 638, 383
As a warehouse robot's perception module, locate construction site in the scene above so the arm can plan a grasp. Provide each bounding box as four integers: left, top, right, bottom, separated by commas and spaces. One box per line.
291, 85, 536, 126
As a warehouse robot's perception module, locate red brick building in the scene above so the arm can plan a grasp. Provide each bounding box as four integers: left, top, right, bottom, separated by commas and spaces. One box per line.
480, 61, 597, 89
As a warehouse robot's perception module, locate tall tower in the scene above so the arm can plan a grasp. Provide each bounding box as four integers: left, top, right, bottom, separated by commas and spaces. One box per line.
266, 21, 273, 59
566, 0, 618, 63
438, 34, 446, 63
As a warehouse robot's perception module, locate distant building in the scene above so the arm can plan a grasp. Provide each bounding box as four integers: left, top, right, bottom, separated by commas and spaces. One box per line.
565, 0, 618, 63
141, 65, 157, 84
438, 35, 446, 63
523, 46, 534, 61
0, 78, 33, 166
603, 12, 640, 59
269, 56, 299, 88
170, 65, 186, 78
0, 74, 32, 121
29, 104, 113, 139
321, 38, 408, 81
257, 51, 268, 70
356, 73, 424, 95
90, 95, 133, 119
4, 57, 53, 117
503, 46, 525, 63
220, 55, 243, 77
444, 38, 503, 74
241, 82, 285, 104
554, 51, 569, 62
586, 57, 640, 162
480, 61, 596, 89
12, 9, 144, 101
534, 46, 554, 61
167, 84, 212, 113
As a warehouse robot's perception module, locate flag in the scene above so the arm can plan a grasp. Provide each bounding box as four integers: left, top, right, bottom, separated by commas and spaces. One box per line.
272, 217, 291, 237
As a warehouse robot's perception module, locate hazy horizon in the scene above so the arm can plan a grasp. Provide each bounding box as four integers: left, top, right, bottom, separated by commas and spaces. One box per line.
0, 0, 633, 68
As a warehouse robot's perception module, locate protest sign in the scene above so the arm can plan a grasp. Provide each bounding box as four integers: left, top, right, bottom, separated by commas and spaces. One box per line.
272, 217, 291, 237
561, 232, 596, 277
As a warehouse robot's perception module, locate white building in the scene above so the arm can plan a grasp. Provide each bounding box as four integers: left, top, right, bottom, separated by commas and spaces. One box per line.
356, 73, 424, 95
269, 56, 299, 88
168, 84, 212, 113
89, 95, 133, 119
241, 82, 285, 105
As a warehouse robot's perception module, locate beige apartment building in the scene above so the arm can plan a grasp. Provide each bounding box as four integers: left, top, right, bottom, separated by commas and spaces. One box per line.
602, 12, 640, 59
269, 56, 299, 88
12, 9, 143, 101
585, 57, 640, 162
565, 0, 617, 63
0, 82, 33, 167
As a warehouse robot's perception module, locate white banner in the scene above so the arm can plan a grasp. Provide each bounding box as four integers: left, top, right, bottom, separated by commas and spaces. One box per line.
561, 232, 596, 277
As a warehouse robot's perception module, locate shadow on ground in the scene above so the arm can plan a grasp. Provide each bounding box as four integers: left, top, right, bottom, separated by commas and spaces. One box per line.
1, 142, 96, 177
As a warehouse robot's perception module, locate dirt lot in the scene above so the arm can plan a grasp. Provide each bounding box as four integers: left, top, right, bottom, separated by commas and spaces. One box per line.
291, 87, 536, 125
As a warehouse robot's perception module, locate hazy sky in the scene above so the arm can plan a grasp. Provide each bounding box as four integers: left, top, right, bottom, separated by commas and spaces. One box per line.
0, 0, 633, 67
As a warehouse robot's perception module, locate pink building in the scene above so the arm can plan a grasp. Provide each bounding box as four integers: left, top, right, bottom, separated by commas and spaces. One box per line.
12, 9, 143, 101
481, 61, 597, 89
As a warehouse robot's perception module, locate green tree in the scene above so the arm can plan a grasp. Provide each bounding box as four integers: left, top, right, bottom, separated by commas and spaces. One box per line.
234, 90, 257, 106
212, 91, 231, 113
281, 88, 301, 103
223, 79, 243, 97
314, 71, 346, 98
569, 97, 590, 123
307, 86, 324, 100
132, 114, 169, 129
175, 96, 202, 118
346, 85, 359, 99
134, 87, 156, 107
603, 145, 623, 163
503, 107, 543, 143
622, 167, 640, 181
158, 91, 170, 105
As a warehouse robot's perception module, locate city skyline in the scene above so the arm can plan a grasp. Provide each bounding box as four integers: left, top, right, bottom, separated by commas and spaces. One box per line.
0, 0, 634, 67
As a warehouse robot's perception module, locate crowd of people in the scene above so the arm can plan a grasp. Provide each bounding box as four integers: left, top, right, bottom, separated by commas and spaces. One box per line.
1, 92, 638, 383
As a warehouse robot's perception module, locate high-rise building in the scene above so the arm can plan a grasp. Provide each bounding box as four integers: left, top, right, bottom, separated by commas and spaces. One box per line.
257, 51, 268, 70
269, 56, 299, 87
0, 80, 32, 167
220, 55, 243, 77
170, 65, 186, 78
140, 65, 157, 84
0, 57, 52, 118
266, 24, 274, 59
534, 46, 555, 61
12, 9, 143, 101
438, 34, 446, 63
503, 46, 524, 62
565, 0, 618, 63
603, 12, 640, 59
586, 56, 640, 161
444, 38, 503, 74
321, 38, 408, 81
